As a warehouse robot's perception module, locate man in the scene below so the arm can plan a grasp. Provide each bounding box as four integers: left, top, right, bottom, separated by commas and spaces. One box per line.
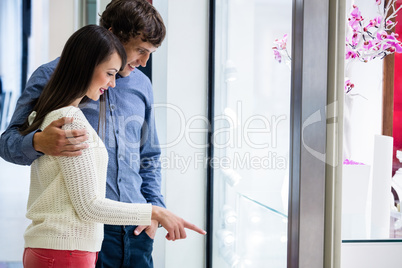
0, 1, 195, 267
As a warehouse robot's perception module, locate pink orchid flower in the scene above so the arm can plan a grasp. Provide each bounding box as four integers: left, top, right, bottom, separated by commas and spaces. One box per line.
273, 34, 288, 50
376, 31, 402, 53
345, 45, 359, 59
347, 32, 360, 47
273, 49, 282, 63
388, 33, 402, 52
391, 33, 402, 52
343, 159, 365, 165
349, 6, 364, 31
371, 39, 381, 51
345, 80, 354, 93
375, 0, 381, 5
364, 16, 381, 31
376, 31, 388, 41
363, 40, 374, 50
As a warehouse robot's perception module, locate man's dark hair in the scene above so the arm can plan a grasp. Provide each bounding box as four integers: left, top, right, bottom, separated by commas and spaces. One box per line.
100, 0, 166, 47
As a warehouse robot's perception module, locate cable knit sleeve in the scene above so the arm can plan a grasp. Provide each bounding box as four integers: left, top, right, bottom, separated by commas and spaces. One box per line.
55, 108, 151, 226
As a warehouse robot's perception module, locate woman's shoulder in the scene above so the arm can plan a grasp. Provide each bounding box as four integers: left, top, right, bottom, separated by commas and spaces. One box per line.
40, 106, 87, 130
48, 106, 85, 119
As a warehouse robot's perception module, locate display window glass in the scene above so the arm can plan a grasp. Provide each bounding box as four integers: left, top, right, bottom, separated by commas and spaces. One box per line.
211, 0, 292, 266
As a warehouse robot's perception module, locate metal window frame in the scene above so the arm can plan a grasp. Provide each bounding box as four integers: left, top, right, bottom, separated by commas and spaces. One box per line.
288, 0, 330, 267
206, 0, 215, 267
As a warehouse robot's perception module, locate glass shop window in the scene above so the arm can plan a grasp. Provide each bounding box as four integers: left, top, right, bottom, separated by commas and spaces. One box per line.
341, 0, 402, 241
211, 0, 292, 267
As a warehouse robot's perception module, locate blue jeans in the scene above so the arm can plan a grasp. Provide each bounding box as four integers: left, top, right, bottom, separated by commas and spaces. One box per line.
95, 225, 154, 268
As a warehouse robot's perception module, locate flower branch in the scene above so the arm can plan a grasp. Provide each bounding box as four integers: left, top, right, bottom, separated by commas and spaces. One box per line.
345, 0, 402, 94
272, 34, 291, 68
383, 0, 402, 31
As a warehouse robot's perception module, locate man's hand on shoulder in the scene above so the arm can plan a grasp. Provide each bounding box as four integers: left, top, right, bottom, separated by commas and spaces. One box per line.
33, 117, 88, 156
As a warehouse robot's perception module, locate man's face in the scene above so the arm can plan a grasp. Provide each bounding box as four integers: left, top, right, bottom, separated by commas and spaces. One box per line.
119, 35, 158, 77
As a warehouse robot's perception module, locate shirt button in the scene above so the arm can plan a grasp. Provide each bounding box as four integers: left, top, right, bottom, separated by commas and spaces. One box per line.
116, 130, 119, 134
110, 104, 116, 111
119, 178, 122, 182
119, 154, 124, 160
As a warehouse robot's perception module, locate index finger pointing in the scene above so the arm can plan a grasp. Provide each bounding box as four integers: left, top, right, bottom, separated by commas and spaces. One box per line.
184, 221, 207, 235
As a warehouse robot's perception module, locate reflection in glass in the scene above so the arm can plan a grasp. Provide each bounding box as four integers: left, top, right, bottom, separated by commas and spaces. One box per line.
212, 0, 292, 266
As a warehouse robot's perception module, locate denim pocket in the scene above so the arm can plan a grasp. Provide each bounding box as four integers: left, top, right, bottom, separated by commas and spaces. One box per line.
143, 230, 155, 241
128, 228, 154, 243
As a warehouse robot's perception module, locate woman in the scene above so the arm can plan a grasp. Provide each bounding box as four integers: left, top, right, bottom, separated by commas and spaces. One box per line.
19, 25, 205, 268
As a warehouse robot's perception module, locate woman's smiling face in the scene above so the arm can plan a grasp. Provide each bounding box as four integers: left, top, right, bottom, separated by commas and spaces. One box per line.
86, 52, 122, 101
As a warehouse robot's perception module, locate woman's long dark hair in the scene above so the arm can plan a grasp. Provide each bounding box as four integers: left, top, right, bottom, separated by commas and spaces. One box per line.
20, 24, 127, 136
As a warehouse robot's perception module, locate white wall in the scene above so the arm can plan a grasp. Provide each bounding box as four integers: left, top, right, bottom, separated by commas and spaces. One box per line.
342, 242, 402, 267
48, 0, 77, 61
151, 0, 168, 266
28, 0, 49, 75
99, 0, 109, 14
153, 0, 209, 267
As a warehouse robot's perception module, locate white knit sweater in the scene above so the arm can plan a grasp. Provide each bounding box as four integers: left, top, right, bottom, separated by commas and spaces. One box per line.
24, 106, 152, 252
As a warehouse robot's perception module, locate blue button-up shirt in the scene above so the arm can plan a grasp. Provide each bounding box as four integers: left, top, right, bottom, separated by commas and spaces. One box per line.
0, 58, 165, 207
